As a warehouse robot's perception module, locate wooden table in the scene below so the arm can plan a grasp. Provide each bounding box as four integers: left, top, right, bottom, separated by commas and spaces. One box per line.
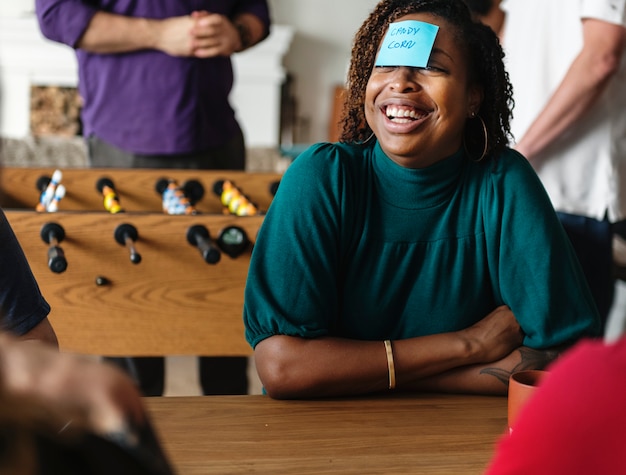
145, 394, 507, 475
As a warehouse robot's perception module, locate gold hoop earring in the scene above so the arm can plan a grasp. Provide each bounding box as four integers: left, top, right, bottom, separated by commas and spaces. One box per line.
464, 115, 488, 162
359, 132, 375, 145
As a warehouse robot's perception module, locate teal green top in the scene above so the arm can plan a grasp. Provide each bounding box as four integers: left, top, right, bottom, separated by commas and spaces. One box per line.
244, 141, 601, 349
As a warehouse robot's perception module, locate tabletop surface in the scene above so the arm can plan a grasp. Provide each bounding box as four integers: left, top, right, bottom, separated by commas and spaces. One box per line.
145, 394, 507, 475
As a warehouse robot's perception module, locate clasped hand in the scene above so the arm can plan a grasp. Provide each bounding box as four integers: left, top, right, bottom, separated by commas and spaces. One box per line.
158, 11, 241, 58
461, 305, 525, 365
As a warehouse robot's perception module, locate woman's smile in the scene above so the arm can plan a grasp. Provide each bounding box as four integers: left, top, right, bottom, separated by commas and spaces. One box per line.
381, 101, 432, 131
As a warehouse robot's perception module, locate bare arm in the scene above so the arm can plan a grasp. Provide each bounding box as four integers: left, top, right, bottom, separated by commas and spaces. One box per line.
18, 318, 58, 349
76, 10, 268, 58
516, 18, 626, 162
410, 346, 561, 395
255, 305, 526, 399
76, 11, 198, 56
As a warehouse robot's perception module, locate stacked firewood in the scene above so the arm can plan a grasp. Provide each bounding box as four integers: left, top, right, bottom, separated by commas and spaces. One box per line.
30, 86, 82, 137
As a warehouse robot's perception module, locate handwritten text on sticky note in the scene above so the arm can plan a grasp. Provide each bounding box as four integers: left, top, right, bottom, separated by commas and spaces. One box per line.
375, 20, 439, 68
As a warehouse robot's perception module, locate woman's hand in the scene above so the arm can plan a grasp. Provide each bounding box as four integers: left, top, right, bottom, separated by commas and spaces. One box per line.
460, 305, 525, 365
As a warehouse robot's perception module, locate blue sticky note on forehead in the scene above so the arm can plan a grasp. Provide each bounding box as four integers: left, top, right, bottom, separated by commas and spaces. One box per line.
375, 20, 439, 68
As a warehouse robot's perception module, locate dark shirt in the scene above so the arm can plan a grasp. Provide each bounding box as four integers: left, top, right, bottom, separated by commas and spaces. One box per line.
0, 209, 50, 335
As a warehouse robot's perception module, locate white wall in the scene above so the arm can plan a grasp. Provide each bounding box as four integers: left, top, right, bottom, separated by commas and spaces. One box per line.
268, 0, 380, 143
0, 0, 381, 145
0, 0, 34, 16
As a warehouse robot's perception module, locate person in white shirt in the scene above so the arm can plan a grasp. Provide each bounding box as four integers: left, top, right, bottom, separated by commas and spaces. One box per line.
467, 0, 626, 327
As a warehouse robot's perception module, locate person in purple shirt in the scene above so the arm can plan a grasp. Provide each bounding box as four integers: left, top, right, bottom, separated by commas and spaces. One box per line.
36, 0, 270, 168
35, 0, 271, 396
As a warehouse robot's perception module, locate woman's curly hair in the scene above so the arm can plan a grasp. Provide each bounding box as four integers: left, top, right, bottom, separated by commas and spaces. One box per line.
339, 0, 513, 159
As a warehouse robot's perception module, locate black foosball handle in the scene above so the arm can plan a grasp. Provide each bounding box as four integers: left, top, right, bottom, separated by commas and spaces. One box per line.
40, 222, 68, 273
114, 223, 142, 264
186, 225, 221, 264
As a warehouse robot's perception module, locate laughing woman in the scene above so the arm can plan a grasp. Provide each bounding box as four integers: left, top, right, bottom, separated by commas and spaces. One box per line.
244, 0, 601, 399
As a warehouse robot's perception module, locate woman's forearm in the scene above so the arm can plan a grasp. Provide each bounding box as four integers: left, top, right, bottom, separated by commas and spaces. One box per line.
254, 306, 524, 399
254, 329, 524, 398
255, 334, 476, 399
408, 346, 562, 395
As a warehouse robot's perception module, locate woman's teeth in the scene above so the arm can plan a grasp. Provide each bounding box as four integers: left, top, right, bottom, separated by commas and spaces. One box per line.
385, 106, 425, 122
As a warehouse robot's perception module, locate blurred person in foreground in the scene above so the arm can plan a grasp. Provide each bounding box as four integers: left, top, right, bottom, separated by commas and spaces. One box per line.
0, 331, 174, 475
485, 334, 626, 474
0, 124, 170, 475
466, 0, 626, 330
0, 205, 57, 346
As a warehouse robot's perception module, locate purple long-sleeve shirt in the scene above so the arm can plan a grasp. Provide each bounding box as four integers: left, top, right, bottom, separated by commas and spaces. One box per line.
35, 0, 271, 155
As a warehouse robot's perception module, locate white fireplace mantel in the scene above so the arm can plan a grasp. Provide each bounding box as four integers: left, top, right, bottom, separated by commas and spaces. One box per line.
0, 16, 293, 148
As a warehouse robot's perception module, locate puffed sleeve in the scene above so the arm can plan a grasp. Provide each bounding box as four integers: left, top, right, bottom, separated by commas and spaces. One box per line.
484, 150, 602, 348
243, 143, 350, 348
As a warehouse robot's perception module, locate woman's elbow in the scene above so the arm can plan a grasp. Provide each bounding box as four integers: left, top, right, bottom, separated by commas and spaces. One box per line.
254, 336, 313, 399
256, 362, 296, 400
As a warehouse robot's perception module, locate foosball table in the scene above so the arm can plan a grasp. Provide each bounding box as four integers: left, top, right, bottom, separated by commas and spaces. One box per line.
0, 167, 282, 357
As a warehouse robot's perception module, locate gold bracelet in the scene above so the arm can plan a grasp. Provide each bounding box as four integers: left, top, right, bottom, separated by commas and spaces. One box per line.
384, 339, 396, 390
